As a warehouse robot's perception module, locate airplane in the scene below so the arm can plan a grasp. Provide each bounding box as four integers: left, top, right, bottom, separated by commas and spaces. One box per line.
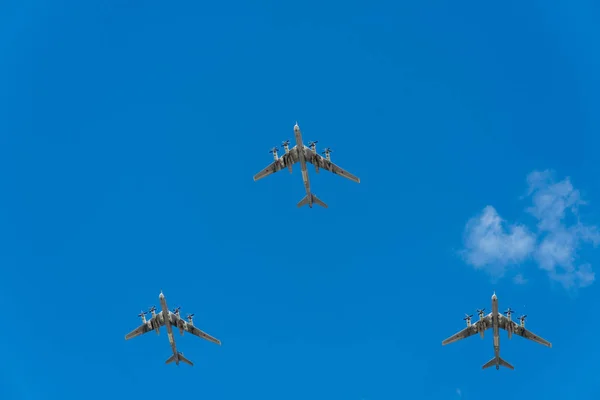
125, 291, 221, 366
441, 292, 551, 370
253, 122, 360, 208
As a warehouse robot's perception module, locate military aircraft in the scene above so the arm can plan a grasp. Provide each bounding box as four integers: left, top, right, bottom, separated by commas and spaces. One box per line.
442, 292, 551, 370
125, 291, 221, 366
253, 122, 360, 208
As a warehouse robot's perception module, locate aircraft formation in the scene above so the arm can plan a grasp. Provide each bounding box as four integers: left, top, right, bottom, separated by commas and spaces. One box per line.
125, 122, 551, 370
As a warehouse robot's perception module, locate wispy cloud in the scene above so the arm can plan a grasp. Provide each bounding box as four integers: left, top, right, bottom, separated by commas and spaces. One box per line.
462, 170, 599, 289
513, 273, 527, 285
456, 388, 462, 398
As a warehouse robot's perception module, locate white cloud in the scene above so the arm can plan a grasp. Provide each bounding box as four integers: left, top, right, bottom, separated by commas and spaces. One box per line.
462, 170, 600, 289
513, 273, 527, 284
462, 205, 536, 277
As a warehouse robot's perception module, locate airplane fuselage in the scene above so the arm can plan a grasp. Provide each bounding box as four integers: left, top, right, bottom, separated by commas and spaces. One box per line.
294, 125, 313, 206
491, 294, 501, 369
159, 292, 180, 365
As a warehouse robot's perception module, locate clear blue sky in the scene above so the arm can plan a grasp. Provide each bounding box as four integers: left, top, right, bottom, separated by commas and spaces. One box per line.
1, 1, 600, 399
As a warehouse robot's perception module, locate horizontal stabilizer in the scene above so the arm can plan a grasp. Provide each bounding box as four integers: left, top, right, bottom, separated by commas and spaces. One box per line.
165, 352, 193, 366
297, 193, 328, 209
482, 356, 514, 370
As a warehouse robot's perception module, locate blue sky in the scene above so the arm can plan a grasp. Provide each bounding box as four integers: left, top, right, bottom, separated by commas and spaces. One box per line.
1, 0, 600, 399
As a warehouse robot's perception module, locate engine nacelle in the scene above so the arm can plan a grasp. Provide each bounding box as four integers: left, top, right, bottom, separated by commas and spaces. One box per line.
477, 314, 486, 339
186, 314, 195, 326
147, 307, 159, 335
505, 313, 513, 339
519, 317, 526, 328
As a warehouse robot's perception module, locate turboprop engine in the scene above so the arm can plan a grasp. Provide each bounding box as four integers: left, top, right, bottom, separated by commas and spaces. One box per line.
171, 306, 185, 335
518, 315, 527, 328
477, 308, 486, 338
282, 140, 292, 173
177, 319, 186, 335
186, 313, 195, 325
138, 310, 148, 324
463, 314, 473, 327
504, 308, 515, 339
322, 147, 332, 162
307, 141, 320, 173
177, 313, 195, 335
148, 306, 160, 335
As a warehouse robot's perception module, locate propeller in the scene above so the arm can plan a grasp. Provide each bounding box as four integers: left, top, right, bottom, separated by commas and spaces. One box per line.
477, 308, 485, 313
186, 313, 195, 322
308, 140, 318, 147
282, 140, 290, 147
504, 308, 515, 315
138, 310, 148, 318
321, 147, 333, 154
148, 306, 157, 313
172, 306, 181, 314
269, 146, 278, 154
463, 314, 473, 320
519, 315, 527, 322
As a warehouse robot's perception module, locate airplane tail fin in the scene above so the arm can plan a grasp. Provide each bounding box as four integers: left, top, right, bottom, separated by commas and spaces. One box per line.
165, 352, 194, 366
297, 193, 328, 209
482, 356, 514, 370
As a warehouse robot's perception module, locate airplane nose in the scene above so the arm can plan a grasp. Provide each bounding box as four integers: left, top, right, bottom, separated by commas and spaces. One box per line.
159, 292, 164, 299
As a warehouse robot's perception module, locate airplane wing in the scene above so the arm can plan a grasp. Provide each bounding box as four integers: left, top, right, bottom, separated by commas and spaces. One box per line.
184, 324, 221, 345
302, 147, 360, 183
124, 315, 164, 340
499, 317, 552, 348
442, 315, 492, 345
253, 146, 300, 181
169, 313, 222, 345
